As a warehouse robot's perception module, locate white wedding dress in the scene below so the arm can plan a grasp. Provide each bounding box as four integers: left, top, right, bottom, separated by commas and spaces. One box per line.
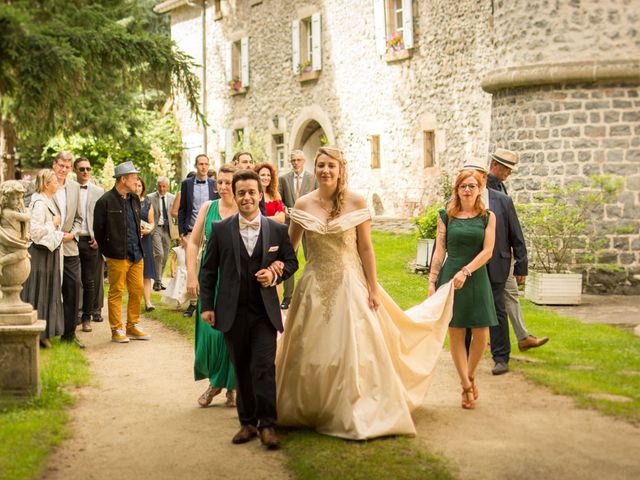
275, 208, 454, 439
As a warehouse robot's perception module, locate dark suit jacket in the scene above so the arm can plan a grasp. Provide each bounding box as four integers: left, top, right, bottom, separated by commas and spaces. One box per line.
177, 177, 219, 235
487, 189, 528, 283
199, 214, 298, 333
487, 173, 508, 195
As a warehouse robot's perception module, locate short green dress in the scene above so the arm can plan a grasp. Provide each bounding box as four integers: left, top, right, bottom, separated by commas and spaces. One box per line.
194, 200, 237, 388
436, 209, 498, 328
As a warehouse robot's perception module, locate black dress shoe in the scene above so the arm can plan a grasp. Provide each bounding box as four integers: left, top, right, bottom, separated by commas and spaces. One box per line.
153, 282, 162, 292
182, 304, 196, 318
92, 314, 103, 322
280, 299, 290, 310
160, 283, 167, 290
61, 335, 86, 349
492, 362, 509, 375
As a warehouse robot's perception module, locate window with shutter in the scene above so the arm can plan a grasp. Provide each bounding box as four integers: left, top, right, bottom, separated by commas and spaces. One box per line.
227, 37, 248, 94
294, 12, 322, 81
374, 0, 414, 62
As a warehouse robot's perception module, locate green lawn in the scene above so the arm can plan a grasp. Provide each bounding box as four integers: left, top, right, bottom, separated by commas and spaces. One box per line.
0, 340, 90, 480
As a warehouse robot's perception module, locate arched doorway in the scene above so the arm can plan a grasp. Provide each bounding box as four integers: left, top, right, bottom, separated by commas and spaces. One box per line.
290, 105, 336, 173
298, 120, 325, 172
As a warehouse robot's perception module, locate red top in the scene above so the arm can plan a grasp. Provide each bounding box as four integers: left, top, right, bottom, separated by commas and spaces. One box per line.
265, 199, 284, 217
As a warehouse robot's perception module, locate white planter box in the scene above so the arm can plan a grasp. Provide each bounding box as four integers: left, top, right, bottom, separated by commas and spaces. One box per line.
524, 271, 582, 305
416, 238, 435, 269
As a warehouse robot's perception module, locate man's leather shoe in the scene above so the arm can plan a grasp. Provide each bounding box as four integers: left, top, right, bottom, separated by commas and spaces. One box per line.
280, 299, 290, 310
183, 304, 196, 318
518, 335, 549, 351
492, 362, 508, 375
259, 427, 280, 450
92, 314, 103, 322
153, 282, 162, 292
232, 425, 258, 444
62, 335, 85, 349
81, 320, 92, 332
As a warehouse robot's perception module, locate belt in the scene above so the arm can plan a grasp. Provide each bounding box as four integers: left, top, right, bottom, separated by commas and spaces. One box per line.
79, 235, 92, 240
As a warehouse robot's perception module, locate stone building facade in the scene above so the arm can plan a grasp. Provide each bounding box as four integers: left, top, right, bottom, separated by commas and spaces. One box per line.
155, 0, 640, 292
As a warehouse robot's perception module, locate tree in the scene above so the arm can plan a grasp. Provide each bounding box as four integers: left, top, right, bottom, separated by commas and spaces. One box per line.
0, 0, 202, 173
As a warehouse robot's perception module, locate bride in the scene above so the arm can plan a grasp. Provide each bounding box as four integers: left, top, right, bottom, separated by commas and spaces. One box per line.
274, 146, 455, 439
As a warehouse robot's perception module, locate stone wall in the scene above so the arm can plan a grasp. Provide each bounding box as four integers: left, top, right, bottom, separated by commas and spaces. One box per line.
491, 0, 640, 66
168, 0, 495, 215
489, 83, 640, 293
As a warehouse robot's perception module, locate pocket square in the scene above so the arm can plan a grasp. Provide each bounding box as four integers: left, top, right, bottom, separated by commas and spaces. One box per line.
268, 246, 279, 252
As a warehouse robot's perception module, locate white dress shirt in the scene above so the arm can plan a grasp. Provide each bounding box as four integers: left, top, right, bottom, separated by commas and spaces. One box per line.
79, 185, 89, 235
239, 214, 261, 256
55, 185, 67, 224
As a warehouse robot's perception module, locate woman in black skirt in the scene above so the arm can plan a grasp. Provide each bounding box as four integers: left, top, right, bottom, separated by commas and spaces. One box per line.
21, 169, 65, 348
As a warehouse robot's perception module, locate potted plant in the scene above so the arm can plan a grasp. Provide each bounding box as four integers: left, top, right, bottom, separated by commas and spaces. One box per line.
228, 78, 242, 91
413, 202, 443, 271
386, 32, 404, 52
518, 175, 622, 305
297, 60, 313, 74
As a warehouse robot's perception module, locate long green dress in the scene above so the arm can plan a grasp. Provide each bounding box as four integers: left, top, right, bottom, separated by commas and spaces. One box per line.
436, 209, 498, 328
193, 200, 236, 388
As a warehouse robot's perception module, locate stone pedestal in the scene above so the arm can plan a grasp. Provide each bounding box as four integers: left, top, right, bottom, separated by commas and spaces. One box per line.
0, 311, 46, 398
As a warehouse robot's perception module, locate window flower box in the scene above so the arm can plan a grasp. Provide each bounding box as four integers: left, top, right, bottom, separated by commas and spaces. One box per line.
296, 69, 320, 83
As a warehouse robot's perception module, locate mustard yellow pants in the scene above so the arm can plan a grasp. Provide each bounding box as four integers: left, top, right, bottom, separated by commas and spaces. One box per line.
106, 258, 144, 331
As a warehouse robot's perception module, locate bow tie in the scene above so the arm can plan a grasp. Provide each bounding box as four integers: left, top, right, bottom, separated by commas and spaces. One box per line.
80, 185, 88, 190
196, 179, 207, 184
239, 217, 260, 230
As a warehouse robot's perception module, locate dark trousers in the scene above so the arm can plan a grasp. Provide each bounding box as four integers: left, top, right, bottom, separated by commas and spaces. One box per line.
224, 314, 277, 429
489, 280, 510, 363
78, 237, 103, 320
62, 255, 81, 339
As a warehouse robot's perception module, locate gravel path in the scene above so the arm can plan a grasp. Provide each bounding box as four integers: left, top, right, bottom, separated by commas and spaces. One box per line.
40, 311, 640, 480
40, 315, 290, 480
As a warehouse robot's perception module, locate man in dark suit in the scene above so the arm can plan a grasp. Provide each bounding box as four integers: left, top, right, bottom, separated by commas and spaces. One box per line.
463, 160, 527, 375
200, 170, 298, 450
488, 149, 548, 354
178, 153, 219, 317
277, 149, 317, 309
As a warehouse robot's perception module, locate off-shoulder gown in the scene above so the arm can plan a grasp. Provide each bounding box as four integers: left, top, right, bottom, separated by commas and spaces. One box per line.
275, 208, 454, 439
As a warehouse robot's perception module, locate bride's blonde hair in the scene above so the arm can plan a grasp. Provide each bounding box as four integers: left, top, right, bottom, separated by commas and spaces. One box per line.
314, 145, 347, 219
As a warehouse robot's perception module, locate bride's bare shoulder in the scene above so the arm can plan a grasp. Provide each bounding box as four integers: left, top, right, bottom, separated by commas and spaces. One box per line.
344, 191, 367, 210
293, 192, 315, 210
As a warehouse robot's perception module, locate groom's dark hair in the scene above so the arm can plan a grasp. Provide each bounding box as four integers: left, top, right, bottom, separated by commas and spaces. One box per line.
232, 170, 262, 195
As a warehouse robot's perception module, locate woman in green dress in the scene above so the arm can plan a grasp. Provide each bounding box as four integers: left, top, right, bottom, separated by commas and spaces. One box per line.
186, 164, 238, 407
428, 169, 497, 410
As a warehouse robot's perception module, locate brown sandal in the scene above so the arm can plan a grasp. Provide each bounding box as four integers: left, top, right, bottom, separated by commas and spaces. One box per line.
468, 375, 479, 400
461, 386, 475, 409
198, 385, 222, 407
225, 389, 236, 408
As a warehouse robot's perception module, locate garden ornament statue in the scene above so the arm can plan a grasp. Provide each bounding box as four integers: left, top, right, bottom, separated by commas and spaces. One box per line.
0, 180, 32, 315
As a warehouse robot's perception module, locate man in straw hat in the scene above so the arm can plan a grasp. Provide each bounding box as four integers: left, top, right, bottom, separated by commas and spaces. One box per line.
487, 149, 549, 357
93, 161, 151, 343
460, 154, 544, 376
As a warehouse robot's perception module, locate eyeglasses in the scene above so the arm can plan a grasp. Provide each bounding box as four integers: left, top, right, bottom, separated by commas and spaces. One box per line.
458, 184, 478, 191
78, 167, 92, 172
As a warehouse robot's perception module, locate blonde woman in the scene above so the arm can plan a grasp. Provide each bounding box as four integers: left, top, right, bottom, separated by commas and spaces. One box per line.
21, 170, 65, 348
274, 146, 455, 439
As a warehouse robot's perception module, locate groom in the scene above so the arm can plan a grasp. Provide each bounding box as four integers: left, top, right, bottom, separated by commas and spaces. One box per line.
200, 170, 298, 449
